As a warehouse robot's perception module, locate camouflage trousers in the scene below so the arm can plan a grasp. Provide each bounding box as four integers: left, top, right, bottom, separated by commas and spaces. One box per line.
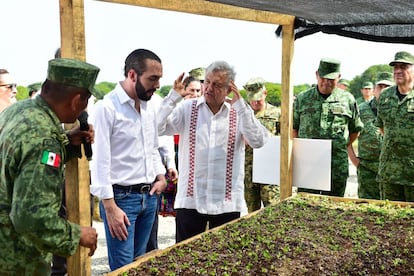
357, 162, 380, 200
379, 182, 414, 202
244, 182, 280, 213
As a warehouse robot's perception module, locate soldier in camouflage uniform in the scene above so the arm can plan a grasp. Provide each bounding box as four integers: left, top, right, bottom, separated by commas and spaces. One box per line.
375, 51, 414, 202
352, 72, 393, 199
293, 58, 363, 197
0, 58, 100, 275
337, 78, 350, 91
244, 78, 281, 212
360, 81, 374, 102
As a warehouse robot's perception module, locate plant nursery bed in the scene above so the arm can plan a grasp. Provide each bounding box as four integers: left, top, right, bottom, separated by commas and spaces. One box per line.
110, 194, 414, 276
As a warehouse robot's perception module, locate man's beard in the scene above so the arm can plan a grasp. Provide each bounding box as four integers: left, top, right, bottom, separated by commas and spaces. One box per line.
135, 78, 155, 101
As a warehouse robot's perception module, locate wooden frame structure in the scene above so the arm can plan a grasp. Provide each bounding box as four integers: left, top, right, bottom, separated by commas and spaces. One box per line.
106, 193, 414, 275
60, 0, 295, 274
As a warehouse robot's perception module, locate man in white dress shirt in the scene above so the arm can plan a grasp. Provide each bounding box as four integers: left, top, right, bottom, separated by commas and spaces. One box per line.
158, 60, 269, 242
90, 49, 167, 271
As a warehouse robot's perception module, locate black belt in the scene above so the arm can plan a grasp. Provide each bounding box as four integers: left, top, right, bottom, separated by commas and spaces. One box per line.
113, 184, 152, 193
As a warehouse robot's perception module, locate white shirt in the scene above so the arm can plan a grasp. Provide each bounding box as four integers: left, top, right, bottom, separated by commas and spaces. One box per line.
90, 83, 165, 200
149, 93, 176, 170
158, 90, 269, 214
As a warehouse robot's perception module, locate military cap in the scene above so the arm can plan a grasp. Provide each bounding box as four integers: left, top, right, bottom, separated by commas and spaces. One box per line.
375, 72, 394, 86
244, 77, 266, 101
318, 58, 341, 80
47, 58, 100, 96
27, 83, 41, 92
188, 67, 206, 81
338, 79, 350, 87
362, 81, 374, 89
389, 51, 414, 66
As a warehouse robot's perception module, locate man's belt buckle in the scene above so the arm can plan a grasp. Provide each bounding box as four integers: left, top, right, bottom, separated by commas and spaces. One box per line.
139, 184, 151, 193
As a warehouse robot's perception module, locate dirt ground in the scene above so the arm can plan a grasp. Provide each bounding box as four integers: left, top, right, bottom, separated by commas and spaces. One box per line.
91, 162, 358, 275
125, 194, 414, 275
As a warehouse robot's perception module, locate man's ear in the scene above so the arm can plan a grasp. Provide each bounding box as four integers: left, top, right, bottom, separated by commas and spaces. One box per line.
128, 69, 137, 82
70, 93, 81, 112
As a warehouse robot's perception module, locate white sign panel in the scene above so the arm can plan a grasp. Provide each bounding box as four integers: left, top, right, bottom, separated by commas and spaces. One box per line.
293, 138, 331, 191
253, 136, 280, 185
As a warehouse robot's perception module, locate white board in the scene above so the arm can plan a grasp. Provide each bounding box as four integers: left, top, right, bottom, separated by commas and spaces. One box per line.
293, 138, 331, 191
253, 136, 280, 185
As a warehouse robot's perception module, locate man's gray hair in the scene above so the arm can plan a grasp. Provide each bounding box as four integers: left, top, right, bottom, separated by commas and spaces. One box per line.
205, 60, 236, 85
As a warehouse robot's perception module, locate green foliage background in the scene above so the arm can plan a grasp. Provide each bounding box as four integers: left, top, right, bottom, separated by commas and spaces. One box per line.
94, 82, 116, 100
16, 86, 29, 101
347, 64, 392, 102
15, 63, 393, 105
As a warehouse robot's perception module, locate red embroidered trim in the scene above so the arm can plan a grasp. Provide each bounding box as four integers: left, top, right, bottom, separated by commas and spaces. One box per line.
186, 102, 237, 201
225, 108, 237, 200
187, 100, 198, 196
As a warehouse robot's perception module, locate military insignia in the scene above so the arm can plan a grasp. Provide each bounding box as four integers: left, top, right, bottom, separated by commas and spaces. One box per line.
41, 150, 61, 167
331, 104, 344, 115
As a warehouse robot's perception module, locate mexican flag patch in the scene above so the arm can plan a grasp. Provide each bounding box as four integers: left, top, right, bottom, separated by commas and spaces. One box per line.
41, 150, 61, 168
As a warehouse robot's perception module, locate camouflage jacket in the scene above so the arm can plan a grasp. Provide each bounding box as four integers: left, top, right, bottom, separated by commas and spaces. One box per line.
245, 102, 281, 169
254, 103, 281, 136
293, 87, 363, 175
357, 99, 382, 170
0, 97, 81, 274
375, 86, 414, 185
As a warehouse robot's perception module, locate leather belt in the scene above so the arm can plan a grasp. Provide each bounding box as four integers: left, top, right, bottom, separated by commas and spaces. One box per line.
113, 184, 152, 193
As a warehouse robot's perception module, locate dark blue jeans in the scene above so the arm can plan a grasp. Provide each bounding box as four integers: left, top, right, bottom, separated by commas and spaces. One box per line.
146, 194, 160, 252
100, 187, 157, 271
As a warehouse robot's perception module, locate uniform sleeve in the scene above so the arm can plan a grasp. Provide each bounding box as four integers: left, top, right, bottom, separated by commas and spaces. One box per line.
10, 132, 80, 257
64, 143, 82, 161
293, 96, 300, 130
348, 100, 364, 134
374, 94, 385, 129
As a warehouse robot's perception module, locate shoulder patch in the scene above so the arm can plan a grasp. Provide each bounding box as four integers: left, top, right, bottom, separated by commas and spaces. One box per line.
41, 150, 61, 167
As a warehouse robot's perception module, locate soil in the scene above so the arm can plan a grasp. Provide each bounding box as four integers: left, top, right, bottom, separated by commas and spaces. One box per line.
120, 194, 414, 275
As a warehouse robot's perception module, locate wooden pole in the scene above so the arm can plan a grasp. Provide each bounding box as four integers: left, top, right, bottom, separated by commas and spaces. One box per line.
57, 1, 295, 273
59, 0, 91, 275
94, 0, 294, 25
59, 0, 86, 60
280, 23, 295, 200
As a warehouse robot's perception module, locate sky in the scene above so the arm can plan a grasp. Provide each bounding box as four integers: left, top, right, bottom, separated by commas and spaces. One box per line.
1, 0, 413, 88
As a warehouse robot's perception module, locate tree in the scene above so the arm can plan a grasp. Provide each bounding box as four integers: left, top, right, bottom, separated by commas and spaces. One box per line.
158, 85, 172, 98
348, 64, 392, 101
265, 82, 281, 106
294, 84, 311, 96
239, 82, 311, 107
94, 81, 116, 100
16, 86, 28, 101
